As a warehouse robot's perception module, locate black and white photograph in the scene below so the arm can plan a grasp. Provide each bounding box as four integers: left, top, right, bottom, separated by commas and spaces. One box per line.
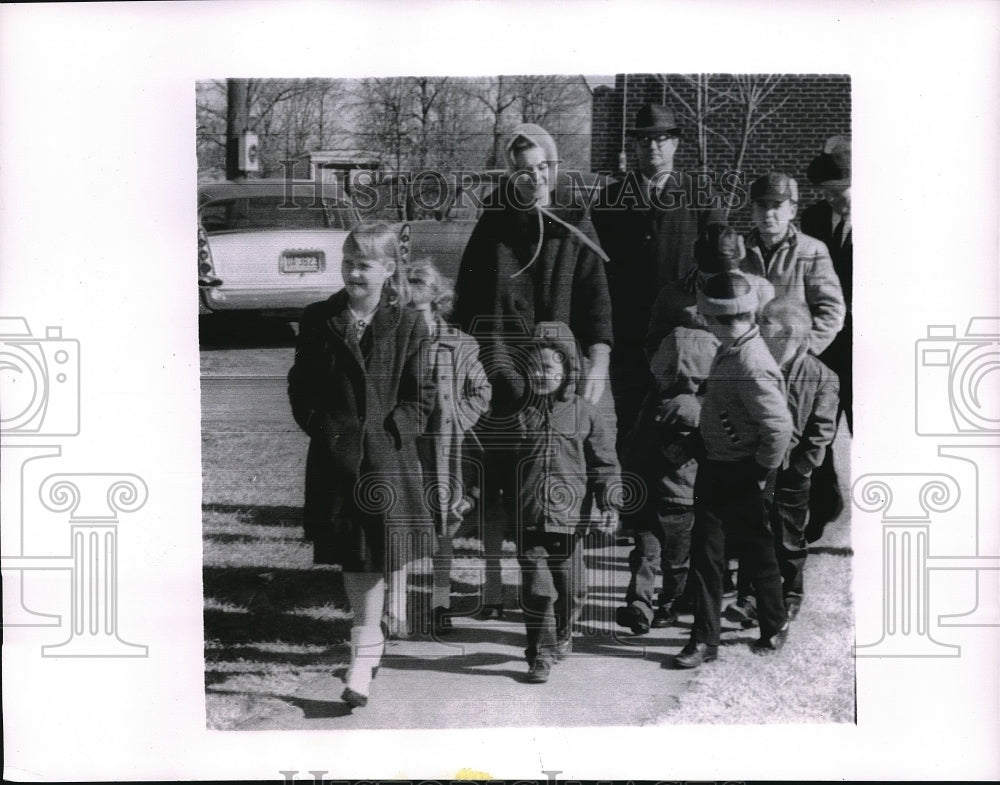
198, 73, 856, 730
2, 2, 998, 781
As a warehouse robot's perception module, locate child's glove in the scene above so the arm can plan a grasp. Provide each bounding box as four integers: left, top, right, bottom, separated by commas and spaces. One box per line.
443, 495, 475, 538
654, 393, 701, 430
597, 509, 619, 534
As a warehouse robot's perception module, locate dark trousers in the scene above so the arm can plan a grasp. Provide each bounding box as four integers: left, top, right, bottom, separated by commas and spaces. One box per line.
518, 530, 585, 664
736, 467, 812, 600
625, 503, 694, 622
689, 460, 786, 645
610, 353, 650, 451
772, 468, 811, 597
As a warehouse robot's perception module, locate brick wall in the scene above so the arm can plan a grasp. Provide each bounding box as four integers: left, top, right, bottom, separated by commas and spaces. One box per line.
591, 74, 851, 233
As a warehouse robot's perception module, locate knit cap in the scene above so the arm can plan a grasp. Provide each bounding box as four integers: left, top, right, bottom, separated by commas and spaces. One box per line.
697, 271, 758, 316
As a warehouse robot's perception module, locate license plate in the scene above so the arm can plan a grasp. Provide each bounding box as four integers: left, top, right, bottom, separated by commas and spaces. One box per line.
280, 251, 324, 273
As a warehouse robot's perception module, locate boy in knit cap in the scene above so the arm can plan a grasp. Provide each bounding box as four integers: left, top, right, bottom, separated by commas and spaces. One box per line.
615, 223, 769, 635
674, 272, 793, 669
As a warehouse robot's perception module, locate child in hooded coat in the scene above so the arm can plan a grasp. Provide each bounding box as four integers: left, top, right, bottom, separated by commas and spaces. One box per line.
512, 321, 621, 684
453, 123, 615, 621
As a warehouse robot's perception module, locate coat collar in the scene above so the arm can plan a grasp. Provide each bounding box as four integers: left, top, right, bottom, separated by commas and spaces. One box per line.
748, 224, 799, 255
325, 289, 400, 359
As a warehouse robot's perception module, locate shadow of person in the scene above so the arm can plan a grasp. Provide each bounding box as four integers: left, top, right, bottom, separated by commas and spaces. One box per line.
379, 650, 525, 682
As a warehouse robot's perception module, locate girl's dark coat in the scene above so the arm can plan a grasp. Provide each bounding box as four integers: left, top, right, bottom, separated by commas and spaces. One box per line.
288, 290, 435, 550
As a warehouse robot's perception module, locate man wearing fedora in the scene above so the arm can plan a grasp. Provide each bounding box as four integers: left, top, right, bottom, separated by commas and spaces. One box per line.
799, 138, 852, 539
801, 137, 852, 434
592, 103, 721, 448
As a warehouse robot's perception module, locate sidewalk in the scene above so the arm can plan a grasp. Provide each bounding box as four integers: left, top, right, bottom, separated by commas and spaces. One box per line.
223, 539, 701, 730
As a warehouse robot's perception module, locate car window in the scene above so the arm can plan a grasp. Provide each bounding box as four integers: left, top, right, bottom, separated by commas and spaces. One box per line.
200, 196, 355, 233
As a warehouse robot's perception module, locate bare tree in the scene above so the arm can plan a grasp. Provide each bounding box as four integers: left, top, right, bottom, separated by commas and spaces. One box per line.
727, 75, 789, 174
656, 74, 733, 170
656, 73, 789, 173
461, 75, 591, 169
463, 76, 520, 168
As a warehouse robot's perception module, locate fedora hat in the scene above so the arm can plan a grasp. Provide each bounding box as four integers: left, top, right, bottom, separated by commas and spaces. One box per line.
806, 137, 851, 186
626, 103, 680, 138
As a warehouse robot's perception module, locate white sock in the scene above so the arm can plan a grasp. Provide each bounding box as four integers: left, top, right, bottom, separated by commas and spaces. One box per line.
344, 625, 384, 696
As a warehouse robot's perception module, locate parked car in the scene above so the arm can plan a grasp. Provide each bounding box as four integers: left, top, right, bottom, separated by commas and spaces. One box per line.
198, 179, 360, 319
198, 171, 606, 325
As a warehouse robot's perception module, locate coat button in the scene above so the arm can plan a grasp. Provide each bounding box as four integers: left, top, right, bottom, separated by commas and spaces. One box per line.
358, 415, 365, 423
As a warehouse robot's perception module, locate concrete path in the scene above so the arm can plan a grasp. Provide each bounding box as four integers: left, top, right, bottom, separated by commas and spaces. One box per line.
227, 541, 702, 730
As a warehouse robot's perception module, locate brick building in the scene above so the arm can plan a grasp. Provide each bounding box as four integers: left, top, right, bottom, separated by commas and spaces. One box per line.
591, 73, 851, 232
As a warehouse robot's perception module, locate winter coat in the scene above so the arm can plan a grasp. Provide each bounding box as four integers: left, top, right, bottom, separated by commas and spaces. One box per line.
779, 345, 840, 477
418, 317, 492, 533
741, 225, 846, 355
287, 290, 435, 547
591, 171, 722, 352
700, 325, 793, 469
625, 326, 720, 507
453, 176, 614, 414
512, 323, 621, 534
801, 201, 852, 417
643, 265, 775, 360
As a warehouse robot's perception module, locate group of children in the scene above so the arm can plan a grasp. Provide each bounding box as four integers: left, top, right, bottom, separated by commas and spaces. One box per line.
615, 177, 841, 669
287, 164, 843, 707
288, 220, 621, 705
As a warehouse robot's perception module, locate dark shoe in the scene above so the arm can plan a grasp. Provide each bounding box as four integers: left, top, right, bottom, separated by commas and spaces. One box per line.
554, 636, 573, 661
476, 603, 505, 621
651, 605, 678, 628
673, 594, 695, 614
673, 640, 718, 669
784, 595, 803, 621
432, 606, 453, 635
614, 605, 650, 635
723, 596, 759, 628
751, 622, 790, 654
526, 658, 551, 683
341, 686, 368, 708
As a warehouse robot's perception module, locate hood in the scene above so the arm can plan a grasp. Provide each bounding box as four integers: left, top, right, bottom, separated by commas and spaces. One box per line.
531, 320, 582, 401
505, 123, 560, 166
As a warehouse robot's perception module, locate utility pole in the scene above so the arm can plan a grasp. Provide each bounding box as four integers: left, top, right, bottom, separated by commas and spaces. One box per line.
226, 79, 249, 181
